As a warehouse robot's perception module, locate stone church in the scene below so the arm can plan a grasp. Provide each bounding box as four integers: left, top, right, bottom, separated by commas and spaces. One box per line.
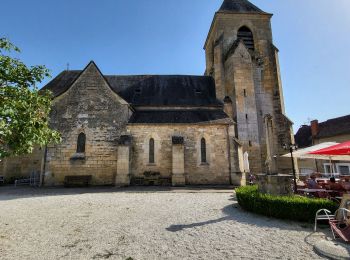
0, 0, 295, 186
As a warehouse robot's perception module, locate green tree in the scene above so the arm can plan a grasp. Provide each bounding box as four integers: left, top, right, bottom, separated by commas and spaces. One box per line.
0, 38, 60, 158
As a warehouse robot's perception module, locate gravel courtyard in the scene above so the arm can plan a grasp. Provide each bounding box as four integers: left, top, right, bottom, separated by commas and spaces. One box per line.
0, 187, 326, 260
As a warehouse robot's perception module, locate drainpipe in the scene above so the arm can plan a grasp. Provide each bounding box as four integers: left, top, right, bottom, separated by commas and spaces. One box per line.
40, 146, 48, 187
226, 125, 232, 185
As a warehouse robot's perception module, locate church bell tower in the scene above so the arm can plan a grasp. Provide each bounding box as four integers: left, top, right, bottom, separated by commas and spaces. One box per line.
205, 0, 296, 174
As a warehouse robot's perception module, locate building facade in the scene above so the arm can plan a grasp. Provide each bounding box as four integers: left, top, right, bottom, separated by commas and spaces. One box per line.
295, 115, 350, 175
0, 0, 295, 186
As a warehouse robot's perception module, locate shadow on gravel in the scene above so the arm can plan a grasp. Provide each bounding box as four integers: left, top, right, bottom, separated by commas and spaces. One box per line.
0, 185, 233, 201
166, 216, 230, 232
166, 199, 316, 232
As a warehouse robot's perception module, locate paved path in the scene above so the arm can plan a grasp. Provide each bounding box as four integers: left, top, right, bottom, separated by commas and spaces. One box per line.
0, 186, 326, 259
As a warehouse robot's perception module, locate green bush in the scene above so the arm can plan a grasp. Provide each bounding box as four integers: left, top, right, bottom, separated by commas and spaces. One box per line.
236, 185, 338, 222
3, 175, 27, 185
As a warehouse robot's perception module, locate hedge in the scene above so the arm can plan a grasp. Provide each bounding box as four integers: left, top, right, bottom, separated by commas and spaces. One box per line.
235, 185, 338, 222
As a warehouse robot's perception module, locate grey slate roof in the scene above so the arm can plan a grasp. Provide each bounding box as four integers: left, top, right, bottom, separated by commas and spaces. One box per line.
317, 115, 350, 138
295, 115, 350, 148
42, 71, 222, 107
218, 0, 265, 14
109, 75, 221, 106
41, 70, 81, 97
294, 125, 312, 148
128, 110, 231, 124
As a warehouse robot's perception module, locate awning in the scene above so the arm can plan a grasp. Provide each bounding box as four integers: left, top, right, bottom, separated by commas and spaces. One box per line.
309, 141, 350, 156
282, 142, 339, 159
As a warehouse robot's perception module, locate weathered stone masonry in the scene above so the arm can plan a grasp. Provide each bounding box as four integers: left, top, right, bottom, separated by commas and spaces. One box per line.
127, 124, 231, 185
0, 0, 296, 186
44, 64, 131, 186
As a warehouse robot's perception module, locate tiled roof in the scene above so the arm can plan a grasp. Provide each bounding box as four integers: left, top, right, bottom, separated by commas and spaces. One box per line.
218, 0, 266, 14
41, 70, 81, 97
41, 71, 222, 107
294, 125, 312, 148
317, 115, 350, 138
294, 115, 350, 148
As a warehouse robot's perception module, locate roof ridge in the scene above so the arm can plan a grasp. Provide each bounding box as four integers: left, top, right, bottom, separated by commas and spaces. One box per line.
104, 74, 211, 78
319, 114, 350, 125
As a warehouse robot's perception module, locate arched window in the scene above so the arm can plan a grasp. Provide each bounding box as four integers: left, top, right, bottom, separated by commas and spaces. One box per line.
237, 26, 254, 51
77, 133, 86, 153
149, 138, 155, 164
201, 138, 207, 163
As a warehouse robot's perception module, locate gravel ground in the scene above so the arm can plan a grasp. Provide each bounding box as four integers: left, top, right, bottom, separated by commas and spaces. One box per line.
0, 186, 327, 260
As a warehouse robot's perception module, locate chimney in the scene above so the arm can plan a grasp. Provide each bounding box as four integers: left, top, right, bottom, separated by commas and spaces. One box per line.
310, 120, 319, 137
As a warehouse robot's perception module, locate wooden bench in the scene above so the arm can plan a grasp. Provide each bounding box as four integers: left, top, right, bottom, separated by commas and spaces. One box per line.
64, 175, 92, 187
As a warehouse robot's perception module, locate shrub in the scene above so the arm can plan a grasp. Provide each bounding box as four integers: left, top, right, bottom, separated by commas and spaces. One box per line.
235, 185, 338, 222
4, 175, 28, 185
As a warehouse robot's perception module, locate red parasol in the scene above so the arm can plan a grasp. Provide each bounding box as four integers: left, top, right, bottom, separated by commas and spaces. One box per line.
309, 141, 350, 156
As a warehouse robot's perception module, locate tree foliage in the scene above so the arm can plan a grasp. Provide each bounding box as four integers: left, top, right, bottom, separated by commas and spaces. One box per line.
0, 37, 60, 158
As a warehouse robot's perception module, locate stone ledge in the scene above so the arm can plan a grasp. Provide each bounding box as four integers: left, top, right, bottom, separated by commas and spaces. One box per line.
70, 153, 86, 161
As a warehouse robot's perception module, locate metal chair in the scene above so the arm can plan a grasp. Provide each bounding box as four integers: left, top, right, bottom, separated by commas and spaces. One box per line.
314, 209, 335, 232
329, 208, 350, 242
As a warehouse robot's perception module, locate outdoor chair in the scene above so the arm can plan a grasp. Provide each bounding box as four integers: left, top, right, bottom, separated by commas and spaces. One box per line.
315, 194, 350, 232
314, 209, 335, 232
342, 182, 350, 191
315, 195, 350, 243
329, 208, 350, 242
315, 208, 350, 242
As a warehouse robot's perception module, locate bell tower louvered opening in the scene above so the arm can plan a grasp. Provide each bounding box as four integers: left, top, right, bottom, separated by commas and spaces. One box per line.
237, 26, 254, 51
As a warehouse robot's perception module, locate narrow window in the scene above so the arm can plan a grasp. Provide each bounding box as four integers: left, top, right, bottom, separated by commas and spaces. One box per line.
237, 26, 254, 51
149, 138, 155, 163
201, 138, 207, 163
77, 133, 86, 153
243, 89, 247, 97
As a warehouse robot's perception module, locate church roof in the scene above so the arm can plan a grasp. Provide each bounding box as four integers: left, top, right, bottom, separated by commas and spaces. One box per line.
218, 0, 266, 14
42, 70, 222, 107
108, 75, 221, 106
128, 110, 231, 124
41, 70, 81, 98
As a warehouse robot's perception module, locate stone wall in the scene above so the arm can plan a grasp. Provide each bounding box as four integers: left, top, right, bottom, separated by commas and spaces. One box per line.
43, 62, 131, 186
224, 42, 262, 173
205, 12, 295, 175
0, 147, 44, 182
205, 13, 273, 75
127, 124, 231, 185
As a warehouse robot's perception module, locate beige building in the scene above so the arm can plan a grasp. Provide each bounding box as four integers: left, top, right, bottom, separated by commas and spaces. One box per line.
0, 0, 295, 186
295, 115, 350, 175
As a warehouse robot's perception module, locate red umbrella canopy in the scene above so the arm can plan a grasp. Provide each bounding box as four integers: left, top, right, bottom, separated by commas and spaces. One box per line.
309, 141, 350, 156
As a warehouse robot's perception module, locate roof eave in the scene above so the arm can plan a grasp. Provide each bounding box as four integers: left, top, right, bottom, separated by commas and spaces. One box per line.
217, 11, 272, 16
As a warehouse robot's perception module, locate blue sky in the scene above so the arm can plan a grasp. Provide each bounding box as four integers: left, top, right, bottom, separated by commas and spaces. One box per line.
1, 0, 349, 131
